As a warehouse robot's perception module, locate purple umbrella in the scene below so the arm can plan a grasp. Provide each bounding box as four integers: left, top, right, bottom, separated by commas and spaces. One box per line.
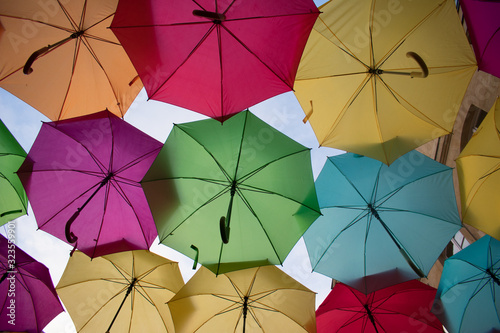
0, 233, 63, 333
460, 0, 500, 78
18, 110, 162, 258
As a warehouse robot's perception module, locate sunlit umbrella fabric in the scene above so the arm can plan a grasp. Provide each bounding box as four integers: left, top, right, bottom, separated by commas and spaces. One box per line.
433, 235, 500, 333
56, 250, 184, 332
142, 110, 320, 274
110, 0, 320, 122
0, 0, 142, 121
304, 151, 462, 293
17, 110, 161, 258
168, 265, 316, 332
294, 0, 477, 165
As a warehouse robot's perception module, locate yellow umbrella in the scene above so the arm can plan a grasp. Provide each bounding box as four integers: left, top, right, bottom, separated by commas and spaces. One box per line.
56, 250, 184, 332
168, 266, 316, 333
456, 97, 500, 239
0, 0, 142, 121
294, 0, 477, 165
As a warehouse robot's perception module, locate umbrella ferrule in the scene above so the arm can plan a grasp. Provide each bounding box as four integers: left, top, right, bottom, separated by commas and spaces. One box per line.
367, 204, 381, 221
486, 268, 500, 285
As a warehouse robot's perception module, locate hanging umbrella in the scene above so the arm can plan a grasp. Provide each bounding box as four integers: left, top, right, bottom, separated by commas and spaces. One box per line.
317, 280, 444, 333
17, 110, 162, 258
294, 0, 477, 165
168, 265, 316, 333
456, 97, 500, 239
460, 0, 500, 79
141, 110, 321, 274
56, 249, 184, 332
109, 0, 319, 122
0, 233, 64, 333
0, 119, 27, 225
433, 235, 500, 333
303, 151, 462, 294
0, 0, 142, 121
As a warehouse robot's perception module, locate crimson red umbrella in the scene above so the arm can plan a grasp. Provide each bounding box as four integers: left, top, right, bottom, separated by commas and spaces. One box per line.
316, 280, 444, 333
110, 0, 319, 122
17, 110, 162, 258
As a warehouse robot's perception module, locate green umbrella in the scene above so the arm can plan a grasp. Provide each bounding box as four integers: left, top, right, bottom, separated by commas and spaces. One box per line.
0, 119, 27, 225
142, 110, 320, 275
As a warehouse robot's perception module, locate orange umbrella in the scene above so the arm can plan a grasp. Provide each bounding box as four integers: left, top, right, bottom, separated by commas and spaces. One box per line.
0, 0, 142, 121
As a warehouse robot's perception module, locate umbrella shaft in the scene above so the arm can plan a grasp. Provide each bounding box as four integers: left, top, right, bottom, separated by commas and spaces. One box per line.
106, 279, 136, 333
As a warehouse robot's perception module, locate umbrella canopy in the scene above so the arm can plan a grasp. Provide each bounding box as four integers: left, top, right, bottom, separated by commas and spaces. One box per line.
0, 0, 142, 121
17, 110, 162, 258
0, 234, 64, 333
456, 97, 500, 239
294, 0, 477, 165
316, 280, 444, 333
433, 235, 500, 333
304, 151, 462, 293
0, 119, 27, 225
56, 250, 184, 332
460, 0, 500, 79
110, 0, 319, 122
168, 265, 316, 333
141, 110, 321, 274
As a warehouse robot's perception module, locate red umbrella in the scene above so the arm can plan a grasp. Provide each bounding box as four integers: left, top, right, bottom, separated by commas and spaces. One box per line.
316, 280, 444, 333
460, 0, 500, 78
110, 0, 319, 122
17, 110, 162, 258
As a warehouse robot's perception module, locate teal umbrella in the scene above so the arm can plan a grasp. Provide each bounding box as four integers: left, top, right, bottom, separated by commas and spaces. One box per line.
304, 151, 462, 293
142, 110, 320, 275
0, 119, 27, 225
433, 235, 500, 333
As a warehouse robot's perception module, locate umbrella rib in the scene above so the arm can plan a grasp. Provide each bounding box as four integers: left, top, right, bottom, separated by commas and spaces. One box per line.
148, 24, 218, 100
312, 210, 369, 271
314, 15, 369, 68
221, 25, 293, 90
0, 14, 75, 32
90, 180, 112, 258
236, 182, 320, 215
159, 186, 230, 242
175, 125, 233, 182
376, 75, 448, 131
234, 188, 284, 265
375, 0, 445, 69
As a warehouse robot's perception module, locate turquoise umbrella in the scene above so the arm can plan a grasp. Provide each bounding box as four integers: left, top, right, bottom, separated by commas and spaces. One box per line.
433, 235, 500, 333
304, 151, 462, 293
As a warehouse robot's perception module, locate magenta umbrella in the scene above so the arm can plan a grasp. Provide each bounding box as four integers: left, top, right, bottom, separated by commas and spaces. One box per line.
110, 0, 319, 122
17, 110, 162, 258
460, 0, 500, 78
0, 233, 63, 333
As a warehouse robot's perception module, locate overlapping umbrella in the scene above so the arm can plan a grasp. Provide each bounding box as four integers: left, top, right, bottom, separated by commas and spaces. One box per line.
433, 235, 500, 333
456, 97, 500, 239
304, 151, 462, 293
17, 110, 162, 258
0, 119, 27, 225
168, 265, 316, 333
294, 0, 477, 165
142, 110, 321, 274
56, 250, 184, 332
0, 0, 142, 121
460, 0, 500, 79
317, 280, 444, 332
0, 233, 64, 333
110, 0, 320, 121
